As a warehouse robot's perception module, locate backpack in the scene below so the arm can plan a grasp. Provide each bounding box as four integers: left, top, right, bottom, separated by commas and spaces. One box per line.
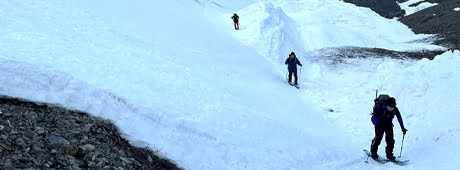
374, 94, 390, 106
370, 90, 390, 115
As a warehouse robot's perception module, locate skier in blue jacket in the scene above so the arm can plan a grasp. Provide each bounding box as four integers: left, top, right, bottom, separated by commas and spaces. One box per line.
285, 52, 302, 86
370, 97, 408, 161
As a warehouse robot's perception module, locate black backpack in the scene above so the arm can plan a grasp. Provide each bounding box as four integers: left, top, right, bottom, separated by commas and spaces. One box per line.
371, 90, 390, 115
375, 94, 390, 106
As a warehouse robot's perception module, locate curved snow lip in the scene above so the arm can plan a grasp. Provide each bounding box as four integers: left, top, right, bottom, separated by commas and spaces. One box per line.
230, 2, 306, 65
0, 57, 160, 147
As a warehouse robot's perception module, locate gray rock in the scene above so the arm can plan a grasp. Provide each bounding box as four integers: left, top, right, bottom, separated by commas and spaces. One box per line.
88, 161, 96, 167
120, 157, 131, 164
4, 112, 13, 117
19, 157, 31, 163
22, 168, 36, 170
34, 127, 45, 134
32, 159, 40, 165
83, 124, 92, 132
147, 155, 153, 163
72, 163, 82, 170
102, 166, 112, 170
67, 155, 76, 165
8, 135, 18, 140
47, 134, 70, 145
79, 144, 96, 152
9, 129, 18, 135
60, 120, 71, 127
4, 165, 15, 170
62, 145, 79, 156
50, 149, 58, 154
15, 138, 27, 148
5, 159, 12, 166
0, 125, 4, 131
96, 158, 108, 167
6, 120, 12, 127
32, 144, 41, 151
71, 139, 79, 144
0, 135, 7, 140
0, 143, 13, 151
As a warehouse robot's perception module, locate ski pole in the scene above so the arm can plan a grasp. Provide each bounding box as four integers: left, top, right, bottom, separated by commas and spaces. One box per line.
366, 138, 376, 163
399, 134, 405, 158
286, 65, 289, 82
299, 66, 302, 84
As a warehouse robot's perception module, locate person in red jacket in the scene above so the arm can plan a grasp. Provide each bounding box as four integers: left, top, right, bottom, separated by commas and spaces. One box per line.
231, 13, 239, 30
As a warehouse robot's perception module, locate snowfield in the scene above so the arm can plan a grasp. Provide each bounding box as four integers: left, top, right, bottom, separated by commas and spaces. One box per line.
398, 0, 438, 16
0, 0, 459, 169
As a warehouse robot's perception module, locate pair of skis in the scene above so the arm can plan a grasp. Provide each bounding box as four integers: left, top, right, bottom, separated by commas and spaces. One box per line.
286, 78, 299, 89
363, 149, 409, 166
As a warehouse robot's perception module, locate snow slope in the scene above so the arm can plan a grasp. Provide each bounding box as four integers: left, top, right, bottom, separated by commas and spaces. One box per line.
399, 0, 438, 16
1, 0, 459, 169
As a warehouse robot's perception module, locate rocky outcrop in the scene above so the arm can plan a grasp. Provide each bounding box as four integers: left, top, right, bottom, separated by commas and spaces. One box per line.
342, 0, 459, 49
342, 0, 448, 18
0, 96, 182, 170
342, 0, 408, 18
399, 0, 460, 49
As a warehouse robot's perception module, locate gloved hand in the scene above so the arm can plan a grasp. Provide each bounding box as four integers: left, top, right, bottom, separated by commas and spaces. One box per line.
402, 128, 408, 135
299, 64, 303, 67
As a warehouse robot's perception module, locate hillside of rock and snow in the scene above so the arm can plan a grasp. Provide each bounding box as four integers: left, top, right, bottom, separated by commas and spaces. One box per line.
1, 0, 459, 169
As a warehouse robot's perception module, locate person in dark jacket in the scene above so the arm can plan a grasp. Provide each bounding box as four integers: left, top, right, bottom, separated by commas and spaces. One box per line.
370, 97, 408, 161
231, 13, 239, 30
285, 52, 302, 86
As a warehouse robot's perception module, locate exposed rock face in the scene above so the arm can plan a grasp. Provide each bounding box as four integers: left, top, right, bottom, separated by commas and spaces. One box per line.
343, 0, 448, 18
309, 46, 445, 66
0, 96, 182, 170
343, 0, 408, 18
342, 0, 459, 49
400, 0, 460, 49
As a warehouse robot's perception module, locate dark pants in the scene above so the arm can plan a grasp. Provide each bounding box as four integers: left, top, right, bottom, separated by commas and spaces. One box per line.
234, 22, 239, 30
288, 69, 298, 85
370, 124, 395, 157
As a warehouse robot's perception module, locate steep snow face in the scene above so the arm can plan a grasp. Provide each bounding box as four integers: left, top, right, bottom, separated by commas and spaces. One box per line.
229, 0, 442, 60
224, 2, 306, 70
275, 0, 442, 51
399, 0, 438, 16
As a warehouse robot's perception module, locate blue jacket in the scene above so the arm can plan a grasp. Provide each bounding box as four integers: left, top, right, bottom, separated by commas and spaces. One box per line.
285, 56, 302, 70
371, 104, 405, 129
